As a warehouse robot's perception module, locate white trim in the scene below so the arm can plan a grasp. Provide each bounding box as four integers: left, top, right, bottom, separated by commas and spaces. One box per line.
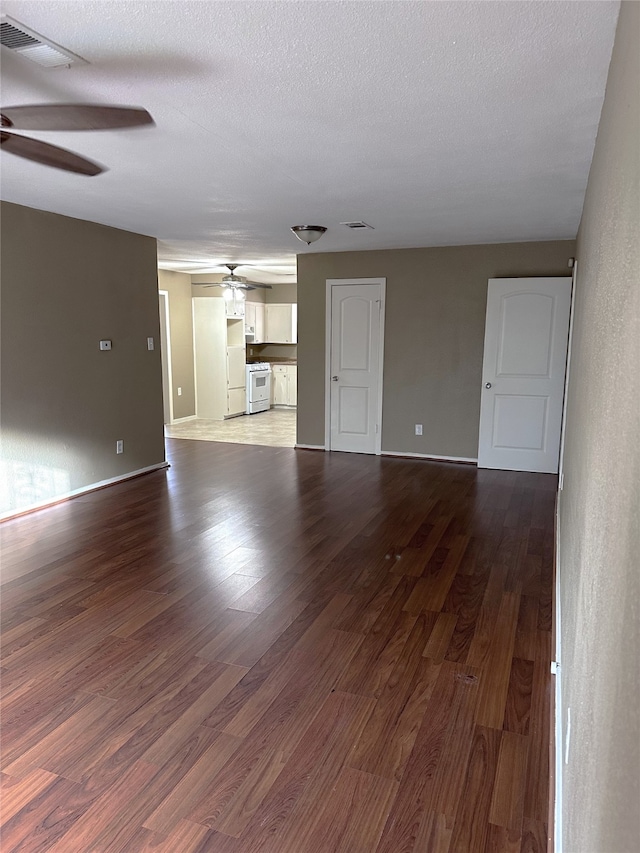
169, 415, 197, 424
0, 462, 169, 522
295, 443, 325, 451
554, 495, 564, 853
324, 278, 386, 455
324, 285, 331, 451
192, 299, 199, 417
382, 450, 478, 464
558, 261, 577, 491
158, 290, 175, 425
553, 263, 574, 850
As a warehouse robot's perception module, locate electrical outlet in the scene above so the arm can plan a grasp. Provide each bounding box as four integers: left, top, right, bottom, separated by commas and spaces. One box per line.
415, 424, 423, 436
116, 440, 124, 454
177, 387, 182, 396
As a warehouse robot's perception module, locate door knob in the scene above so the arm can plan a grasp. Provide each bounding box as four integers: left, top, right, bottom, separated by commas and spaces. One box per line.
485, 382, 492, 389
332, 376, 339, 382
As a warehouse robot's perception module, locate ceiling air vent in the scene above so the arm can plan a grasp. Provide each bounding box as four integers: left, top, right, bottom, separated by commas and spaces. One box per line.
340, 221, 374, 230
0, 16, 87, 68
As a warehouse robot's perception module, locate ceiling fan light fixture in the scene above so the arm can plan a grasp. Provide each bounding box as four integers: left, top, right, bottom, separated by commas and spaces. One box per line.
290, 225, 327, 245
221, 263, 246, 285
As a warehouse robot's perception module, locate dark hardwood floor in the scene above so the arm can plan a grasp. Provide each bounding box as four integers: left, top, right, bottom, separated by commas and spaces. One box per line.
0, 439, 555, 852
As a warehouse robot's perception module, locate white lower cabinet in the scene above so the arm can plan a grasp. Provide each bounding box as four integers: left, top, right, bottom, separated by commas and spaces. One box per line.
226, 346, 246, 416
272, 364, 297, 406
227, 387, 246, 416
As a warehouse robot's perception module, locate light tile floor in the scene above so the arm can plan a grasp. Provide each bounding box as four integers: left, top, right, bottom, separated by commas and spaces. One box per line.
164, 408, 296, 448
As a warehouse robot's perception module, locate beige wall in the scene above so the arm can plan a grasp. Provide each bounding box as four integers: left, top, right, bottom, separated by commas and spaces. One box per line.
297, 241, 574, 453
157, 270, 196, 419
558, 3, 639, 850
1, 202, 165, 515
266, 282, 297, 303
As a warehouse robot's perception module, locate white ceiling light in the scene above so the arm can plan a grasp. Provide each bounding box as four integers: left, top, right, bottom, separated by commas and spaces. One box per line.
290, 225, 327, 245
221, 264, 247, 286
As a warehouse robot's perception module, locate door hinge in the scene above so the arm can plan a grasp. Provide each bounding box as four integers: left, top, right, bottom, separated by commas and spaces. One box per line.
375, 424, 379, 434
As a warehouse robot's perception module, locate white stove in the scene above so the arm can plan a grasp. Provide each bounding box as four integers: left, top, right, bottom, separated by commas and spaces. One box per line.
246, 362, 272, 414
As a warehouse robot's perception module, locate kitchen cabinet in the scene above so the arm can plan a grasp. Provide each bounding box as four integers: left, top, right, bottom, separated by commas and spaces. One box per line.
224, 292, 245, 318
272, 364, 297, 406
193, 298, 246, 419
245, 301, 265, 343
265, 303, 297, 343
226, 345, 247, 416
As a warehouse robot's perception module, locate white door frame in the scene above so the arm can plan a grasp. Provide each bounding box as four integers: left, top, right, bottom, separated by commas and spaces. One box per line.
557, 260, 577, 491
553, 260, 576, 853
158, 290, 174, 425
324, 278, 386, 454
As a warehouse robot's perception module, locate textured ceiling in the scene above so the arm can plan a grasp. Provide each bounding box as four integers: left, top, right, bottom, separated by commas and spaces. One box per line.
0, 1, 619, 280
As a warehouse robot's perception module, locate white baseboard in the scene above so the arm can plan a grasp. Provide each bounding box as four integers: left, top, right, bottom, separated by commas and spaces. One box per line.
382, 450, 478, 464
169, 415, 197, 424
293, 446, 477, 462
0, 461, 169, 522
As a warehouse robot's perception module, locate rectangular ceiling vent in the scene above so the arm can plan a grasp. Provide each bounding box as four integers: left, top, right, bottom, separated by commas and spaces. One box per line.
0, 16, 87, 68
340, 221, 374, 230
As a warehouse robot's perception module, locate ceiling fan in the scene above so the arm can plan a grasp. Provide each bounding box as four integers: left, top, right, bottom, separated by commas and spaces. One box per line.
0, 103, 154, 176
197, 265, 274, 293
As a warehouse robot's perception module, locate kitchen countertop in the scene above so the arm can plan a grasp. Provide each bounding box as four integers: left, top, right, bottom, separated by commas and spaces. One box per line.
247, 357, 297, 365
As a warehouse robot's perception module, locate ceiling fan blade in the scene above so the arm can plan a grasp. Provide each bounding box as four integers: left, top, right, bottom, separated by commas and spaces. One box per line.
0, 131, 103, 175
245, 282, 273, 290
0, 104, 154, 131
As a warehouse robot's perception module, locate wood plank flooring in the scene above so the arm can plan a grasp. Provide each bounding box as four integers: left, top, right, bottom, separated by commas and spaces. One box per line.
0, 439, 555, 852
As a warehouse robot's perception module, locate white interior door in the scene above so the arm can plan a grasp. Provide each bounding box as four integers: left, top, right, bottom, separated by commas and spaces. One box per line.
326, 280, 385, 454
478, 277, 572, 473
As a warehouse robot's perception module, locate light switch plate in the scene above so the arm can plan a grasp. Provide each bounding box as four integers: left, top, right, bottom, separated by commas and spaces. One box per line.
99, 340, 112, 351
147, 337, 154, 351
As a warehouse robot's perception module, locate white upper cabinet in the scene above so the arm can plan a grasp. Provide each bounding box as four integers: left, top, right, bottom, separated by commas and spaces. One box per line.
224, 292, 245, 318
265, 304, 297, 343
254, 303, 265, 343
245, 301, 265, 342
